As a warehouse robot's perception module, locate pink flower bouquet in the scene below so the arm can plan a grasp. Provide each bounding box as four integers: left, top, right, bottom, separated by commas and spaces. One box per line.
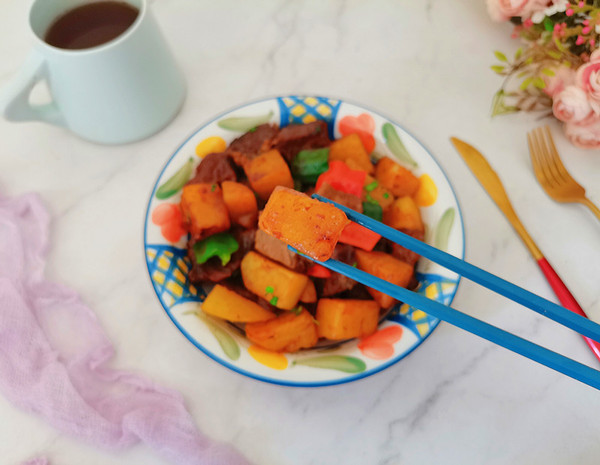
488, 0, 600, 149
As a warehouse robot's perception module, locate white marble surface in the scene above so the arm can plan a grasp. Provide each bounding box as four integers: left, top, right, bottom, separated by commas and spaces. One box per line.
1, 0, 600, 464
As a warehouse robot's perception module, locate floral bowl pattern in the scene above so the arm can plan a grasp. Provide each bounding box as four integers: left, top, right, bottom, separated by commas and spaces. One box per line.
144, 96, 465, 387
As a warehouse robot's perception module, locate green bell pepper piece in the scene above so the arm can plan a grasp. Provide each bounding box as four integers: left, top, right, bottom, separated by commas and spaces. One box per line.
193, 233, 239, 266
362, 201, 383, 222
292, 148, 330, 183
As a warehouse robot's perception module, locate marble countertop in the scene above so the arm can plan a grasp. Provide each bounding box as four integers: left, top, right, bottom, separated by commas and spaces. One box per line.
2, 1, 600, 464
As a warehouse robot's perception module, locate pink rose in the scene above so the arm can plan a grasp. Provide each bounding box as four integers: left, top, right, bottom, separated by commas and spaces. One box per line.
576, 56, 600, 114
552, 85, 594, 124
564, 118, 600, 149
543, 66, 575, 98
486, 0, 551, 22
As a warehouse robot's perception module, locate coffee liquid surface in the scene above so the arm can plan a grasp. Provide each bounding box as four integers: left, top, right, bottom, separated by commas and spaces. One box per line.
44, 1, 139, 50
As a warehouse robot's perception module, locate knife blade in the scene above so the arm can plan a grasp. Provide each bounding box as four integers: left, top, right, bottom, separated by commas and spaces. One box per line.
450, 137, 542, 260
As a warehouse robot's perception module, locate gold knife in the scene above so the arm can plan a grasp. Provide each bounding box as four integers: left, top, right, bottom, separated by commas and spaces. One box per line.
450, 137, 600, 362
450, 137, 542, 260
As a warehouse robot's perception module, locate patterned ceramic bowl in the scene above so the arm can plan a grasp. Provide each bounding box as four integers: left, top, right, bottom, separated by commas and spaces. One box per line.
144, 96, 464, 387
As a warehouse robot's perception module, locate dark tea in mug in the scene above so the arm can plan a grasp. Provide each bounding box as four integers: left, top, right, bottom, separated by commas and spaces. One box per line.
44, 1, 139, 50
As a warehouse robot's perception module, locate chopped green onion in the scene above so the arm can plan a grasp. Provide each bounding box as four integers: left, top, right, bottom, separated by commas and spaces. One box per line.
265, 286, 274, 294
270, 296, 279, 306
383, 192, 390, 199
291, 306, 303, 315
365, 193, 378, 205
211, 184, 217, 192
365, 180, 378, 192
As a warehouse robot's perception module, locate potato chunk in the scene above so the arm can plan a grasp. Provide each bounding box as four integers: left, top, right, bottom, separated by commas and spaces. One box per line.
383, 196, 424, 232
241, 251, 309, 310
180, 183, 230, 240
202, 285, 276, 322
246, 309, 318, 352
221, 181, 258, 228
316, 298, 379, 340
259, 186, 350, 262
328, 133, 374, 174
243, 149, 294, 200
355, 249, 414, 308
375, 157, 419, 197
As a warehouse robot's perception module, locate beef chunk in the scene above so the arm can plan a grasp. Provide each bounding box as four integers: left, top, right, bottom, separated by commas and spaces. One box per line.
272, 121, 331, 162
315, 182, 363, 213
387, 228, 424, 267
254, 229, 307, 272
187, 229, 256, 283
187, 152, 237, 185
317, 244, 357, 297
226, 124, 279, 167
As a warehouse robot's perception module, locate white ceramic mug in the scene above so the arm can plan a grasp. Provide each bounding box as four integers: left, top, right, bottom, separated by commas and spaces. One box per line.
0, 0, 186, 144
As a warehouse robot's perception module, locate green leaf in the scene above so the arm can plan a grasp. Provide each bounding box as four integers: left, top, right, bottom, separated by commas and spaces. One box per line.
541, 68, 556, 77
293, 355, 366, 373
202, 316, 240, 361
155, 158, 194, 200
520, 77, 534, 90
494, 50, 508, 62
533, 77, 546, 89
525, 57, 534, 65
490, 89, 505, 117
434, 208, 455, 251
543, 17, 554, 32
514, 47, 523, 60
490, 65, 505, 74
547, 50, 562, 59
381, 123, 417, 167
217, 110, 274, 132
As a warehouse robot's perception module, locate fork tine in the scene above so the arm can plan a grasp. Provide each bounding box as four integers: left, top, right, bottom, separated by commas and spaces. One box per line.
527, 132, 544, 183
530, 127, 557, 189
543, 126, 576, 185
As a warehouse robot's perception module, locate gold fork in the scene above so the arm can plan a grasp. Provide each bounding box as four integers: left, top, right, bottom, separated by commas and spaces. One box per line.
527, 126, 600, 220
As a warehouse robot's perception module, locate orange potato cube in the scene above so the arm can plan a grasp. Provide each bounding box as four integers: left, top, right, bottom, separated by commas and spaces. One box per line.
316, 298, 380, 340
299, 279, 317, 303
180, 183, 230, 240
259, 186, 350, 262
363, 174, 395, 210
375, 157, 420, 197
241, 251, 309, 310
382, 196, 424, 232
202, 285, 276, 322
245, 309, 319, 352
329, 133, 374, 174
243, 149, 294, 200
355, 249, 414, 308
222, 181, 258, 228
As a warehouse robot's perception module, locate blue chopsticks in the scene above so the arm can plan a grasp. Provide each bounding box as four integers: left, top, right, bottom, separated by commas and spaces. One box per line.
289, 194, 600, 391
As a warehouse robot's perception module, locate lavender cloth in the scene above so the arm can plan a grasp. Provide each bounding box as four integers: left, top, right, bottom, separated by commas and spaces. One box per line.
0, 193, 249, 465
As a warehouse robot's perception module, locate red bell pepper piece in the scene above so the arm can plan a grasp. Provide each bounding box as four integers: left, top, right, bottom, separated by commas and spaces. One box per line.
306, 264, 332, 278
338, 221, 381, 251
316, 160, 367, 197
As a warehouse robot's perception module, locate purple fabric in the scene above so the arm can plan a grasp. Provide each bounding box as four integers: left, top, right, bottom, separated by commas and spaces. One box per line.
0, 193, 249, 465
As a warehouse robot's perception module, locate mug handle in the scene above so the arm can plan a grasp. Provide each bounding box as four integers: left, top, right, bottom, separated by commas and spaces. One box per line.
0, 50, 65, 126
